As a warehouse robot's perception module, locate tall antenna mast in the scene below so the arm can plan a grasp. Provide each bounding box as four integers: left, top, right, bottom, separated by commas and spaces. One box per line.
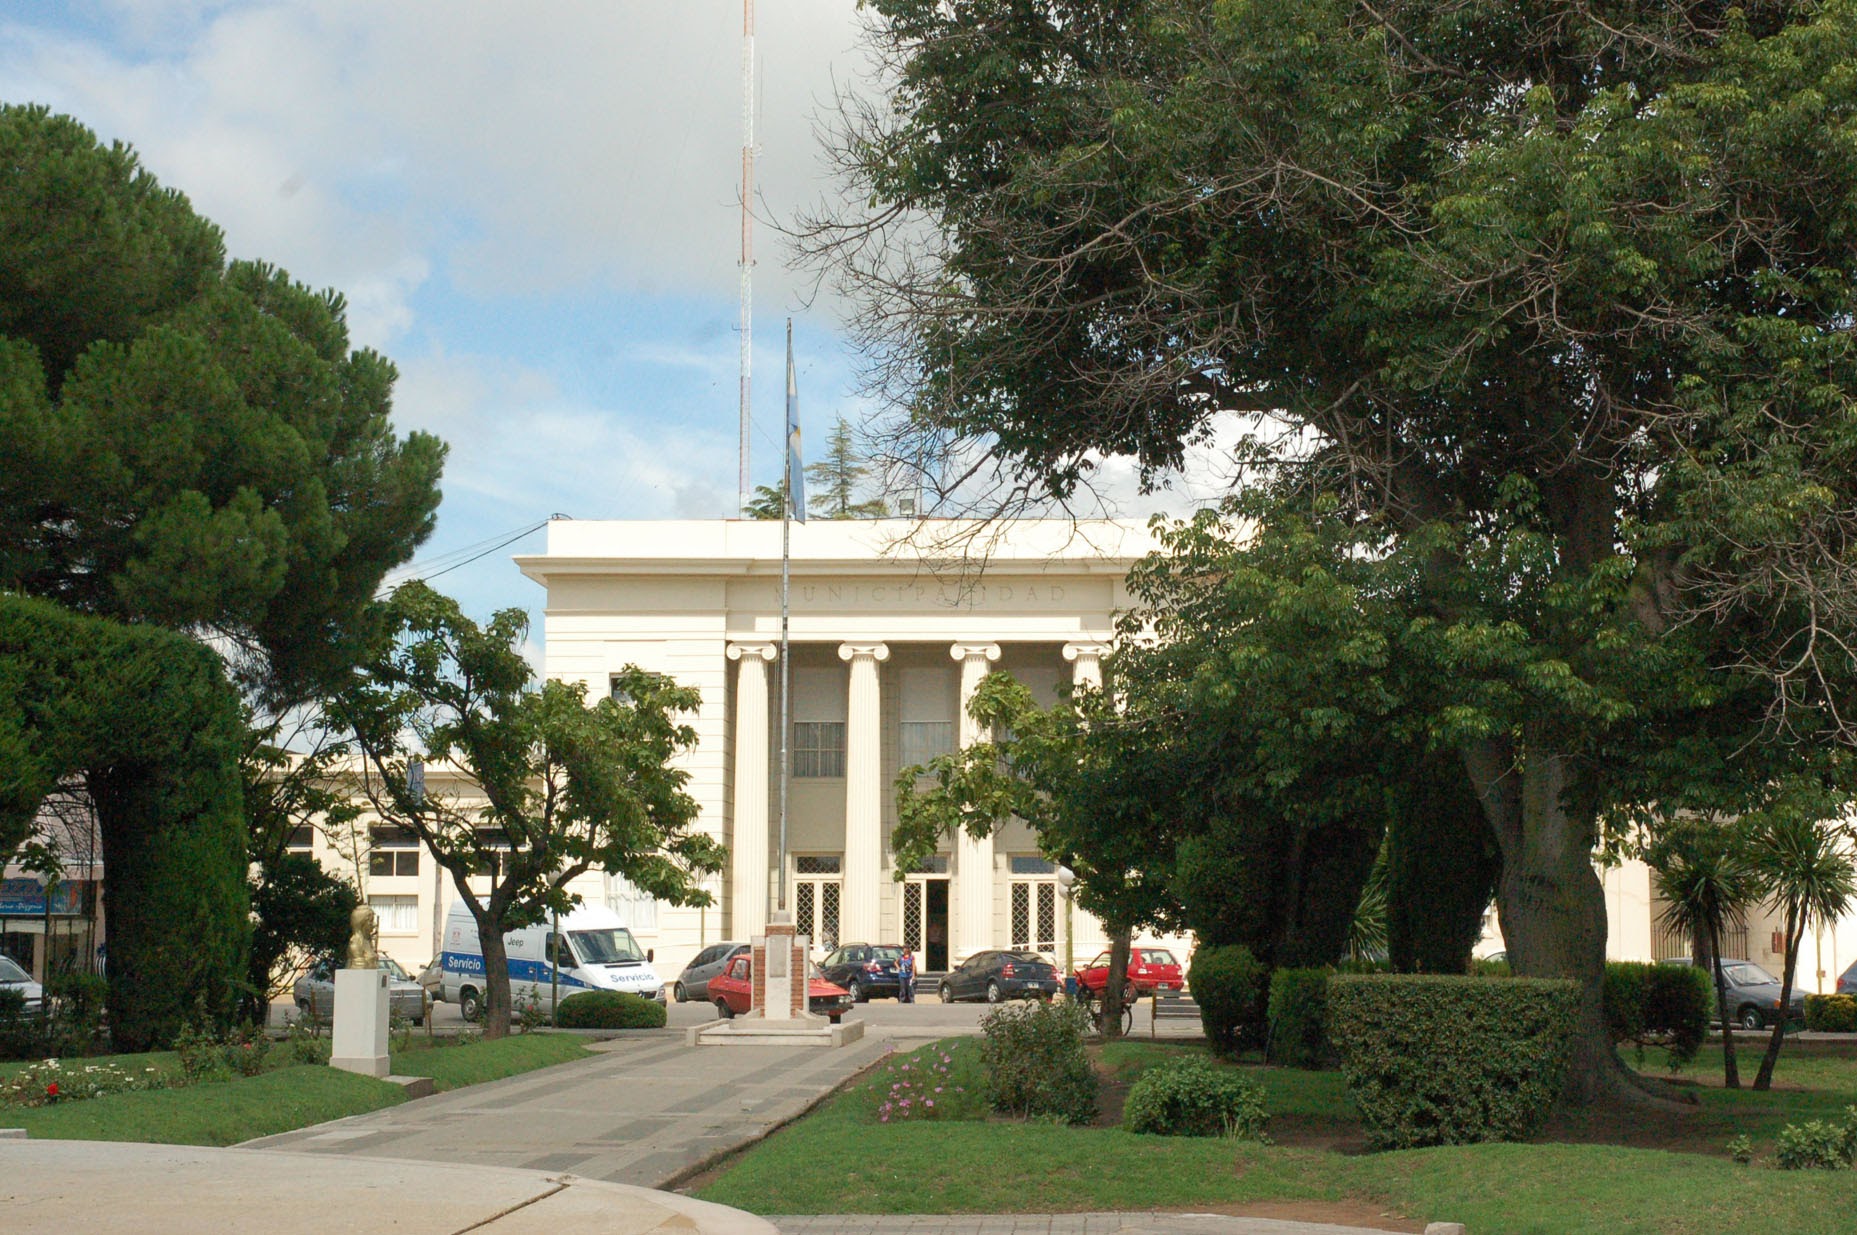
737, 0, 756, 515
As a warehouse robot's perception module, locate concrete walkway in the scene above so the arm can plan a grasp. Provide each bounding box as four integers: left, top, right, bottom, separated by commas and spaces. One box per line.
2, 1139, 778, 1235
245, 1029, 894, 1187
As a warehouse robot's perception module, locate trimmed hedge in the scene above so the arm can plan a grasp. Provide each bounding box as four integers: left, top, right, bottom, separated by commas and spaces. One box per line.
554, 990, 667, 1029
1266, 968, 1330, 1068
1806, 994, 1857, 1034
1328, 974, 1580, 1149
1188, 944, 1268, 1056
1603, 961, 1710, 1067
1123, 1056, 1268, 1138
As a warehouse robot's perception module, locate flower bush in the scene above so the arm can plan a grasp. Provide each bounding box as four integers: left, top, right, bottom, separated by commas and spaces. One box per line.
861, 1042, 984, 1124
0, 1058, 171, 1108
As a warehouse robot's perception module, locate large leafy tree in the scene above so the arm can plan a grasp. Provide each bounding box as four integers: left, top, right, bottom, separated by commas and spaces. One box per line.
816, 0, 1857, 1104
340, 583, 727, 1039
0, 104, 445, 702
806, 418, 889, 518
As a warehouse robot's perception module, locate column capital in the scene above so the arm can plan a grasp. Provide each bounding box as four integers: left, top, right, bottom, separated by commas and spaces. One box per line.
1062, 641, 1114, 662
949, 642, 1001, 664
727, 641, 779, 662
837, 641, 891, 663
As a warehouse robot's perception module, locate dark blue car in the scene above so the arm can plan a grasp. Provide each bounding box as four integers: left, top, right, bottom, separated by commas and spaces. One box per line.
937, 950, 1062, 1004
819, 944, 905, 1002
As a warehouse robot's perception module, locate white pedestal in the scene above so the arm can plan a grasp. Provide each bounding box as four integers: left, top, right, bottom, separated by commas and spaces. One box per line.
331, 968, 391, 1078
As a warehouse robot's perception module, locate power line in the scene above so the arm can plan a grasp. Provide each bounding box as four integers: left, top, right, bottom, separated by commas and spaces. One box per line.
379, 518, 556, 591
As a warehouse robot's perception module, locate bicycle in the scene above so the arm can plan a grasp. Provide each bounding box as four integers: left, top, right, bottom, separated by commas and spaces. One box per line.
1085, 985, 1136, 1035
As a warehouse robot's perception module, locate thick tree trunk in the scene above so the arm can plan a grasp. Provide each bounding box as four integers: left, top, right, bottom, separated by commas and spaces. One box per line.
1104, 929, 1133, 1040
1753, 909, 1802, 1091
477, 912, 513, 1040
1466, 735, 1685, 1109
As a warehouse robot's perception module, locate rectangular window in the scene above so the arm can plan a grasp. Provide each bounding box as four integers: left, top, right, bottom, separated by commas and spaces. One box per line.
792, 721, 846, 778
369, 850, 419, 877
899, 720, 953, 769
370, 894, 419, 934
1008, 856, 1056, 875
796, 855, 843, 875
604, 873, 658, 931
285, 825, 313, 851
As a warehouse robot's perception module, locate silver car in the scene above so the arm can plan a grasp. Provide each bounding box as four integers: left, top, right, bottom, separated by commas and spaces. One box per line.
0, 954, 42, 1015
293, 956, 428, 1025
673, 941, 748, 1003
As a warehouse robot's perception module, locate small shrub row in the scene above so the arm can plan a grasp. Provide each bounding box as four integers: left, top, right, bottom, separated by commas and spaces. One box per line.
554, 990, 667, 1029
1328, 973, 1579, 1149
1805, 994, 1857, 1034
0, 1057, 174, 1108
1123, 1056, 1268, 1139
1188, 945, 1268, 1056
979, 998, 1097, 1124
1603, 961, 1710, 1068
1775, 1107, 1857, 1170
0, 973, 111, 1061
173, 1017, 271, 1080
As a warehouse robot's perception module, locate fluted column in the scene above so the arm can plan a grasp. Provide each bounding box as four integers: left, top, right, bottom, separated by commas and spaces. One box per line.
1063, 641, 1112, 692
728, 642, 778, 939
839, 642, 890, 945
951, 642, 1002, 959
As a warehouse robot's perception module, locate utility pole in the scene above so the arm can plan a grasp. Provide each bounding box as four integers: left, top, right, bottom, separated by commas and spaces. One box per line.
737, 0, 757, 516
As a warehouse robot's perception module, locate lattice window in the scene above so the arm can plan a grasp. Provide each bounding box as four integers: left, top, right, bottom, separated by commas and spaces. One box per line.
796, 855, 842, 875
796, 877, 842, 950
903, 882, 923, 952
1010, 881, 1056, 954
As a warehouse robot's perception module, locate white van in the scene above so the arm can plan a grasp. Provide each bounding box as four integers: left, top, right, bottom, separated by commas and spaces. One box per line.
439, 902, 663, 1022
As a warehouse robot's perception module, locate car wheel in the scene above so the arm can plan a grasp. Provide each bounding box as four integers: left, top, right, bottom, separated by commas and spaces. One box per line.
939, 980, 954, 1003
715, 998, 735, 1020
1739, 1006, 1764, 1031
672, 982, 686, 1003
986, 980, 1003, 1004
848, 979, 865, 1003
458, 988, 483, 1023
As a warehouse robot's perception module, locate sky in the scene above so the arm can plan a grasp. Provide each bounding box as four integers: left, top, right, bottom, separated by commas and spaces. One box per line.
2, 1, 1238, 637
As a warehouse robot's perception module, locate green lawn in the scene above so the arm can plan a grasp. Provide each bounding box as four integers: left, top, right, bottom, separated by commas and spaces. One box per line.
0, 1031, 597, 1145
693, 1037, 1857, 1234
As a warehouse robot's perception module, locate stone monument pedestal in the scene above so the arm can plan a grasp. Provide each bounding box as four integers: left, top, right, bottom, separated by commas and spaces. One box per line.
331, 967, 391, 1077
693, 911, 864, 1048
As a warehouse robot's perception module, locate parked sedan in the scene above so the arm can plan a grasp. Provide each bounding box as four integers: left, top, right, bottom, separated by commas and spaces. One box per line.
818, 943, 906, 1002
938, 950, 1062, 1004
674, 941, 749, 1003
293, 955, 429, 1025
707, 954, 853, 1023
1663, 956, 1807, 1029
1074, 947, 1184, 1002
0, 954, 42, 1016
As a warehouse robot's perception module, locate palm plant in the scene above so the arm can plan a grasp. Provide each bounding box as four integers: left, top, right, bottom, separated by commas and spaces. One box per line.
1646, 820, 1757, 1088
1745, 789, 1857, 1091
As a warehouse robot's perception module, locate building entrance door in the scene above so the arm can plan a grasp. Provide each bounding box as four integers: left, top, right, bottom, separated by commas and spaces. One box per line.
903, 877, 951, 972
793, 855, 842, 952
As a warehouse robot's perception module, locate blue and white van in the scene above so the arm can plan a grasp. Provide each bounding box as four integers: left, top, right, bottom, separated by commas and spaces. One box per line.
439, 901, 662, 1021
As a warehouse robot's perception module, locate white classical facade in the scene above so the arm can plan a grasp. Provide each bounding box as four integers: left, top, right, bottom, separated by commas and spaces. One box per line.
510, 517, 1161, 978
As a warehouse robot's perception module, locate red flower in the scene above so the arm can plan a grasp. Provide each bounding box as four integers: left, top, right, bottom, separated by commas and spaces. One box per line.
45, 1082, 58, 1098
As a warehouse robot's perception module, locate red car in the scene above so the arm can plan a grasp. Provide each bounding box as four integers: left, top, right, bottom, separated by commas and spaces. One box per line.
707, 953, 854, 1024
1074, 947, 1184, 1002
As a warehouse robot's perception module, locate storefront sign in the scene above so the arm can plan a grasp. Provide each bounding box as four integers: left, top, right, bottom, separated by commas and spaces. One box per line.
0, 878, 85, 916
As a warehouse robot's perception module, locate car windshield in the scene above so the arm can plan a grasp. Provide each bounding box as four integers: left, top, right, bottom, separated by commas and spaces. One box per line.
1007, 952, 1048, 967
381, 956, 410, 981
1725, 962, 1779, 986
0, 957, 29, 983
567, 927, 647, 965
1141, 949, 1177, 965
868, 947, 902, 961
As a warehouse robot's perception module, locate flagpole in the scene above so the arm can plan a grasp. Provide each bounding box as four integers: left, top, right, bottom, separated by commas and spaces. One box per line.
778, 319, 795, 915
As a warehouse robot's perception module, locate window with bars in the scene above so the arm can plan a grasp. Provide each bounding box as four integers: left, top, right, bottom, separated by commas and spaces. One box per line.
1008, 856, 1056, 875
903, 882, 923, 953
370, 894, 419, 934
1010, 881, 1057, 955
796, 855, 842, 874
793, 722, 847, 778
